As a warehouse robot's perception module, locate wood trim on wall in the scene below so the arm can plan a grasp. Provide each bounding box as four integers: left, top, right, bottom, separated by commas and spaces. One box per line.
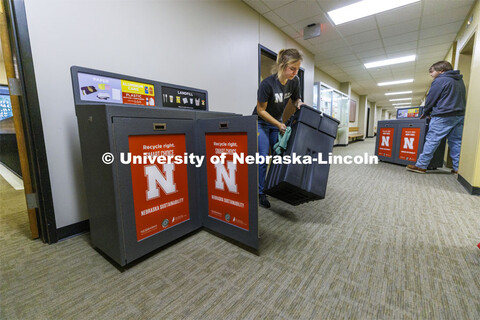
0, 0, 38, 238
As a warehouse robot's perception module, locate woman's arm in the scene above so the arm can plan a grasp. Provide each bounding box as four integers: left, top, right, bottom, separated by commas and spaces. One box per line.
257, 101, 287, 133
282, 98, 303, 123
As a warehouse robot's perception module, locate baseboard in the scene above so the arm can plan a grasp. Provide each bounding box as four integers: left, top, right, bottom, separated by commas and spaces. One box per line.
57, 220, 90, 240
457, 174, 480, 195
443, 160, 452, 168
334, 144, 348, 147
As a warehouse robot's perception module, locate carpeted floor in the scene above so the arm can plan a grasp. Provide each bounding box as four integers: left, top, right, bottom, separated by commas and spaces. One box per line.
1, 138, 480, 319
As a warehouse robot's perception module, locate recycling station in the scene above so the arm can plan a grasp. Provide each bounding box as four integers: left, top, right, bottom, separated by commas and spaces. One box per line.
375, 118, 446, 169
72, 67, 259, 266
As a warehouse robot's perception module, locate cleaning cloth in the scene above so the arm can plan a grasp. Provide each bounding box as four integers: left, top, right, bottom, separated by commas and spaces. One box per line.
273, 126, 291, 155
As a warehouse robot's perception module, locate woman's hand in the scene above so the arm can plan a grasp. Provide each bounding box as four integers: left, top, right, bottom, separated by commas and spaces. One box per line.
277, 122, 287, 134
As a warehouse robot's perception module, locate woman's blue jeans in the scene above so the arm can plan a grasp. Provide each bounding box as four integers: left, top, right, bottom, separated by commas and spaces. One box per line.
258, 120, 279, 195
415, 115, 464, 171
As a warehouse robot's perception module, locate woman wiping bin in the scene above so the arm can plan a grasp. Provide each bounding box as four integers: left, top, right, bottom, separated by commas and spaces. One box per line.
252, 48, 304, 208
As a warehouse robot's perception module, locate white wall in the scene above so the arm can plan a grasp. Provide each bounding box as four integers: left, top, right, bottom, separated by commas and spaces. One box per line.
24, 0, 315, 228
357, 95, 368, 136
314, 67, 340, 90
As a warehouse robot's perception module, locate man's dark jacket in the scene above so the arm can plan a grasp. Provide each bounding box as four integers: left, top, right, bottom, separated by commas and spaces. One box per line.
423, 70, 466, 117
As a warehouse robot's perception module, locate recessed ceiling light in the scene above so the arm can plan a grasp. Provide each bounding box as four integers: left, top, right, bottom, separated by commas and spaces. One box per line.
365, 55, 416, 68
327, 0, 420, 25
378, 79, 413, 86
385, 91, 412, 95
389, 98, 412, 101
392, 102, 412, 105
394, 106, 412, 109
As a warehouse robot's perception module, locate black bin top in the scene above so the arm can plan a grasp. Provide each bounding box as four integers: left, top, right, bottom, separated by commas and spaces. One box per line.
287, 105, 340, 138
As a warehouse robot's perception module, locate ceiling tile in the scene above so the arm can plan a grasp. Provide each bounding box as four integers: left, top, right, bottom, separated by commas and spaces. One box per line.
315, 38, 348, 52
375, 2, 422, 27
345, 29, 381, 46
384, 41, 418, 55
348, 73, 371, 80
290, 14, 329, 32
341, 65, 365, 73
274, 1, 323, 24
316, 0, 359, 12
390, 65, 415, 74
319, 47, 353, 58
352, 74, 374, 81
394, 72, 415, 79
308, 25, 343, 44
379, 19, 420, 38
420, 21, 464, 39
243, 0, 271, 14
421, 5, 472, 29
418, 33, 457, 47
356, 50, 387, 60
281, 25, 302, 39
334, 54, 359, 63
351, 40, 383, 53
423, 0, 474, 16
262, 0, 294, 11
361, 54, 390, 64
417, 43, 451, 55
337, 59, 362, 68
263, 11, 288, 27
315, 57, 335, 66
368, 69, 394, 77
320, 64, 344, 74
335, 16, 377, 36
383, 31, 419, 47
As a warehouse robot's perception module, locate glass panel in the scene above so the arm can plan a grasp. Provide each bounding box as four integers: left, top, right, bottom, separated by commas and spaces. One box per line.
260, 53, 276, 82
313, 83, 319, 109
320, 85, 332, 115
0, 86, 13, 121
332, 91, 341, 120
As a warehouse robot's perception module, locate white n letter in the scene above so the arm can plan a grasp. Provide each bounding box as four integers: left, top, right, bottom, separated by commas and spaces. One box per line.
403, 137, 414, 150
215, 161, 237, 193
381, 136, 390, 147
145, 163, 176, 200
274, 93, 283, 103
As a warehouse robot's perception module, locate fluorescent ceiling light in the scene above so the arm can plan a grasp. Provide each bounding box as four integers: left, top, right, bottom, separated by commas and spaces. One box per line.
392, 102, 412, 105
365, 55, 416, 68
389, 98, 412, 101
385, 91, 412, 96
378, 79, 413, 86
327, 0, 420, 25
394, 106, 412, 109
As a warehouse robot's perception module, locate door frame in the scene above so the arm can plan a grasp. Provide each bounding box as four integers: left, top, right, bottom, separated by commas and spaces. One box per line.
2, 0, 57, 242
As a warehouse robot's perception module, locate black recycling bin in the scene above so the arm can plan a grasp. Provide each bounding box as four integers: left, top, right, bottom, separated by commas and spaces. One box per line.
375, 118, 445, 170
265, 105, 339, 206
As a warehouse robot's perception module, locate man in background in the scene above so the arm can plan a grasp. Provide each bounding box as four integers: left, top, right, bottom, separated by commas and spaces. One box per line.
407, 61, 466, 174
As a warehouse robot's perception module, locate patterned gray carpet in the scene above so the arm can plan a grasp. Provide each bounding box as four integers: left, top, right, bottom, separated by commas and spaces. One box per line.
1, 138, 480, 319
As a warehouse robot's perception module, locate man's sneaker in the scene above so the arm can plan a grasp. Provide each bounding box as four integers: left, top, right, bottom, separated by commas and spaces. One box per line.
259, 194, 271, 208
451, 169, 458, 174
406, 164, 426, 174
